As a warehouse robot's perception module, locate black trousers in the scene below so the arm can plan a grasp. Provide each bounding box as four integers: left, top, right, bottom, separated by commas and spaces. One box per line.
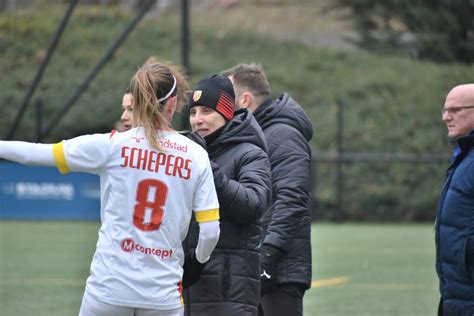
258, 283, 306, 316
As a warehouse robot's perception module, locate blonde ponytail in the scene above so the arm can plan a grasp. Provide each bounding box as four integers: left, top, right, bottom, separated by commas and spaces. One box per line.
130, 58, 189, 150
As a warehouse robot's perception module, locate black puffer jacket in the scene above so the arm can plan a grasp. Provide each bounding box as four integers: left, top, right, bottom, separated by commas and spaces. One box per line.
254, 93, 313, 289
184, 109, 272, 316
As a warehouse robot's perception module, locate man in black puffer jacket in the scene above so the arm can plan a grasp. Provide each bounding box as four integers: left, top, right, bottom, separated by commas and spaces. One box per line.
183, 75, 272, 316
222, 64, 313, 316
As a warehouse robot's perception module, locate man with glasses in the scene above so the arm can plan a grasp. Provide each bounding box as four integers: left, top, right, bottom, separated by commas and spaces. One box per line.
437, 84, 474, 315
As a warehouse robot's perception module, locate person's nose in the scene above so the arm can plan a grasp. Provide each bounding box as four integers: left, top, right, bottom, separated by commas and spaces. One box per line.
193, 113, 204, 124
442, 111, 451, 122
121, 112, 128, 122
190, 116, 200, 129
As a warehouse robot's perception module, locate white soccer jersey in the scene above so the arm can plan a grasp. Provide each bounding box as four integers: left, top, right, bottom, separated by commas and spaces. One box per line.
52, 128, 219, 310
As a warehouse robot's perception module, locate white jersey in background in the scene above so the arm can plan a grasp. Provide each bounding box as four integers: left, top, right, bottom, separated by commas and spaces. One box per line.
51, 128, 219, 310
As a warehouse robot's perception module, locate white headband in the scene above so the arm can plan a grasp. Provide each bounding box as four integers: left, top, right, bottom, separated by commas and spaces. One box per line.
157, 75, 177, 103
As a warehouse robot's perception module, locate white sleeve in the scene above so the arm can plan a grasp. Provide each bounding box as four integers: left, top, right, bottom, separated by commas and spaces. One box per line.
191, 148, 220, 263
192, 153, 220, 212
195, 220, 220, 263
61, 133, 110, 173
0, 141, 55, 166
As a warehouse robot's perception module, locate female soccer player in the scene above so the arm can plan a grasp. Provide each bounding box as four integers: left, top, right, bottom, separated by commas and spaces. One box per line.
0, 58, 220, 316
120, 88, 134, 131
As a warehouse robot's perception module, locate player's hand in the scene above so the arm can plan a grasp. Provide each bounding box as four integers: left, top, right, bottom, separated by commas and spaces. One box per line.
260, 244, 284, 294
182, 249, 206, 289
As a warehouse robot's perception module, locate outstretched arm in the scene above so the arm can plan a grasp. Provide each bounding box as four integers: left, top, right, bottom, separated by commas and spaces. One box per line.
0, 141, 55, 166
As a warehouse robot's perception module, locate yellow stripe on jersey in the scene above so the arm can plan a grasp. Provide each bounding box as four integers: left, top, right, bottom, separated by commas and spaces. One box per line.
194, 208, 219, 222
52, 142, 71, 174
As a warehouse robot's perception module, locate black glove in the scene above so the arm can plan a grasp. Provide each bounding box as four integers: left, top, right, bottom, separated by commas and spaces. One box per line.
182, 250, 206, 289
260, 244, 284, 294
184, 131, 207, 150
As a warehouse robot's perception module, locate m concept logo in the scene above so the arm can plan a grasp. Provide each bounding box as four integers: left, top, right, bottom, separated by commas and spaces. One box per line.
120, 238, 174, 259
121, 238, 135, 253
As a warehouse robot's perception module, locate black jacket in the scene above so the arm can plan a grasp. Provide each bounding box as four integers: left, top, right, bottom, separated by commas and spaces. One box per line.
254, 93, 313, 289
184, 109, 272, 316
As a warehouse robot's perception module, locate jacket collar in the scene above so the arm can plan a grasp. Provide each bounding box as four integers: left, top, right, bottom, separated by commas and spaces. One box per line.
457, 129, 474, 152
448, 130, 474, 169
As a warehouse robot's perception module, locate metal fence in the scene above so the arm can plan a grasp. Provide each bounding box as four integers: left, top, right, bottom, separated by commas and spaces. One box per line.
311, 151, 449, 220
310, 99, 450, 221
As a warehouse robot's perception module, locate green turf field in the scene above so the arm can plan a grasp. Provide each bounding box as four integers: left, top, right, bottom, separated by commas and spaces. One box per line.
307, 223, 438, 315
0, 222, 438, 315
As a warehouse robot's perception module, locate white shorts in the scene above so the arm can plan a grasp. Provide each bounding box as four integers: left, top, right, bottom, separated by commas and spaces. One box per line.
79, 291, 184, 316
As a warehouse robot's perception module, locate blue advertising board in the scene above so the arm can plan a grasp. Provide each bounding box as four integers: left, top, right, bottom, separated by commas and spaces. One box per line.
0, 161, 100, 220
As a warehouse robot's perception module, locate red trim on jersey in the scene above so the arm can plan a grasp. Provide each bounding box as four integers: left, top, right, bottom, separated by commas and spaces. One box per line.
109, 129, 117, 139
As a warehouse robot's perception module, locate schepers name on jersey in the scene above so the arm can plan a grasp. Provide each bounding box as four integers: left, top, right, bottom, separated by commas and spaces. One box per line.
120, 146, 191, 180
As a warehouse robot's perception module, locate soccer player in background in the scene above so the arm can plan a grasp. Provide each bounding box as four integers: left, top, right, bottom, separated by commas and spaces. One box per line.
120, 88, 134, 131
0, 58, 220, 316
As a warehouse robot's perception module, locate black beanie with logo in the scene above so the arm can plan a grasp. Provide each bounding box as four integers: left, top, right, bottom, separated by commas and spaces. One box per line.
188, 74, 235, 121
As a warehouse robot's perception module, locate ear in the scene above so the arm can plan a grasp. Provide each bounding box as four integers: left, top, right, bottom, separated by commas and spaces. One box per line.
241, 92, 255, 111
165, 96, 177, 122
